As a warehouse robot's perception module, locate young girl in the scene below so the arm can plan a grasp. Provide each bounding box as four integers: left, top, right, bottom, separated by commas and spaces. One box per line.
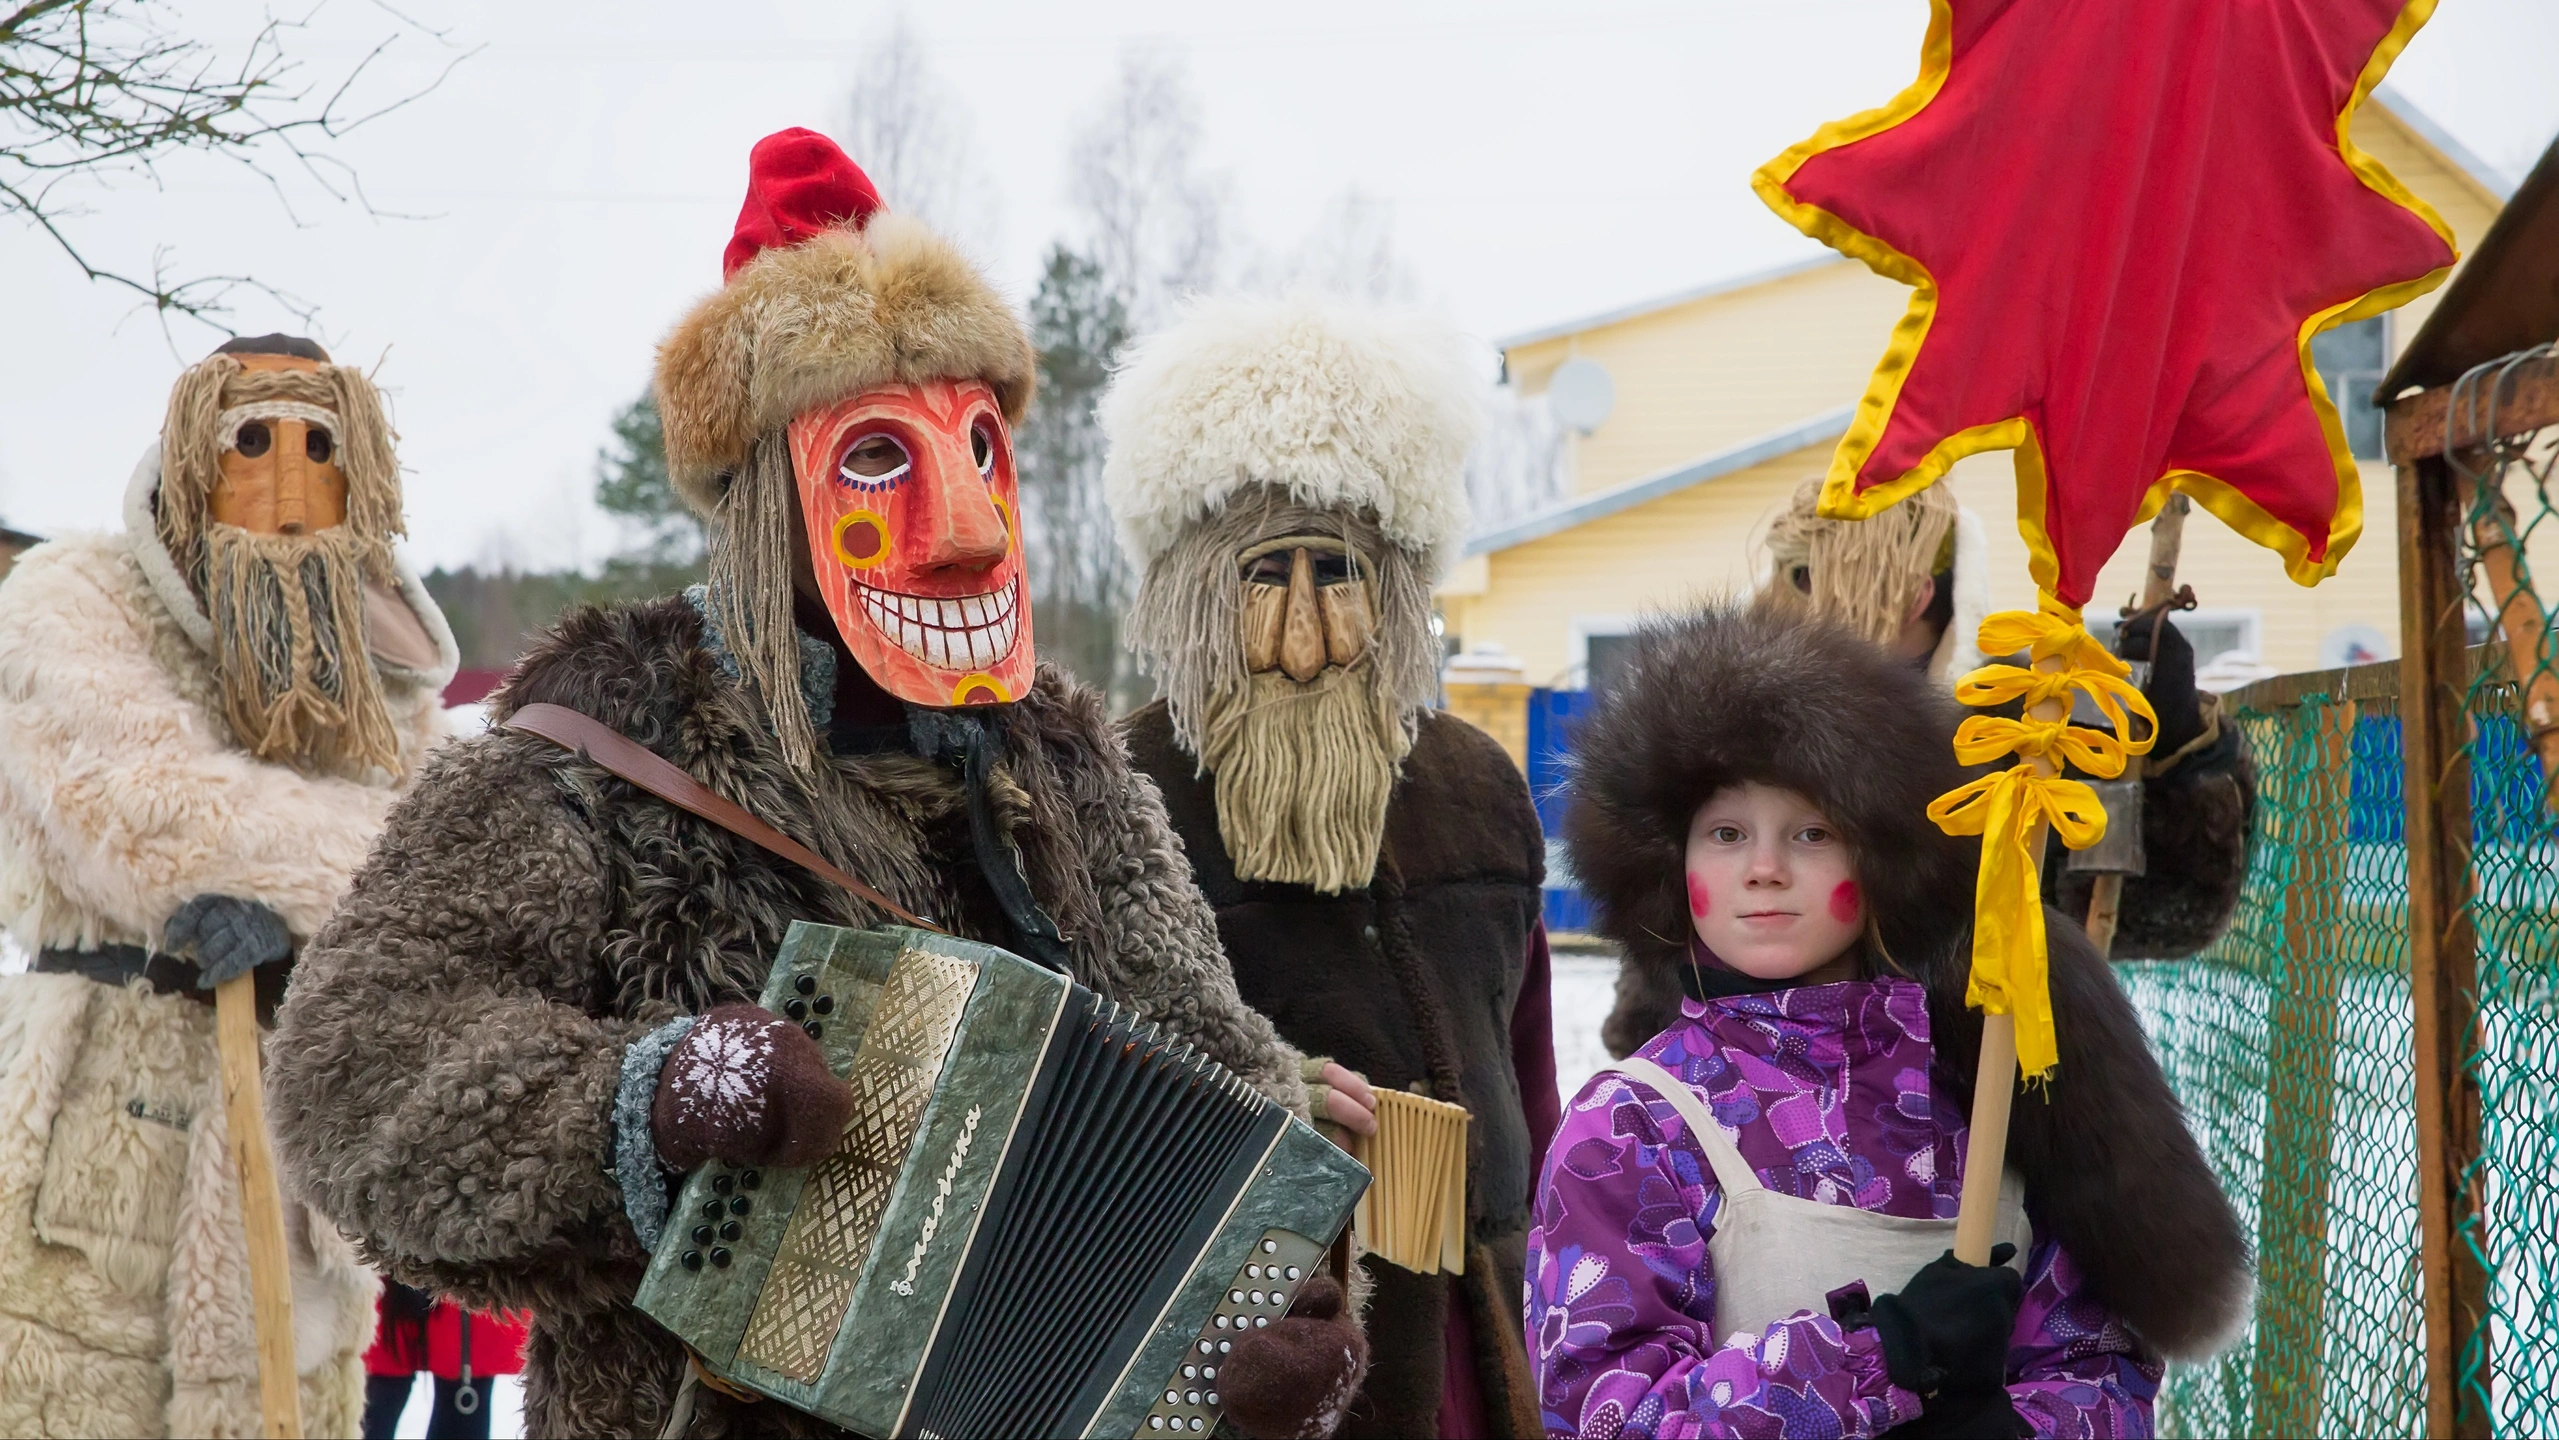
1526, 605, 2248, 1439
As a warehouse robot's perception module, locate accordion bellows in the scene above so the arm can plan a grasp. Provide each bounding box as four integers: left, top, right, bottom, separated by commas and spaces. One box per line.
636, 923, 1368, 1439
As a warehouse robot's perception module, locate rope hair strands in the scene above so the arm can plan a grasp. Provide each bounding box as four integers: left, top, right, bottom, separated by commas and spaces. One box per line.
707, 433, 825, 772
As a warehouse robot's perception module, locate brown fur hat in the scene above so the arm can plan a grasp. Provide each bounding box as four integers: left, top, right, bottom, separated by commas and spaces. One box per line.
1564, 600, 2253, 1361
652, 209, 1035, 515
1562, 601, 1979, 985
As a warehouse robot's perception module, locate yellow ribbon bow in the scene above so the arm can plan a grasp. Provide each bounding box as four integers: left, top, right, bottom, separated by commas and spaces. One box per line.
1926, 593, 2160, 1082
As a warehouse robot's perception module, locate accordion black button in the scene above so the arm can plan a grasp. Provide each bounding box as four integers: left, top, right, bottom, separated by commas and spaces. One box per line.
803, 1021, 823, 1040
691, 1225, 714, 1246
680, 1250, 704, 1271
784, 998, 809, 1020
740, 1170, 763, 1190
794, 974, 817, 996
720, 1220, 742, 1241
710, 1247, 733, 1268
712, 1174, 735, 1195
1361, 925, 1379, 942
703, 1200, 725, 1218
731, 1195, 753, 1216
813, 994, 834, 1015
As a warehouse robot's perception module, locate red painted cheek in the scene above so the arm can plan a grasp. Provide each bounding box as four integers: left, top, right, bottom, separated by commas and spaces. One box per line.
1829, 880, 1862, 923
1686, 871, 1711, 920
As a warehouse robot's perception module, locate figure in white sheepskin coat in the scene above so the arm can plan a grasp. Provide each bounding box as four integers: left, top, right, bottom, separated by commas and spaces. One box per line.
0, 334, 460, 1439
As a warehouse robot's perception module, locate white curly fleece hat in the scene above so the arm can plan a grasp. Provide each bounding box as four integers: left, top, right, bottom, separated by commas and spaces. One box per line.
1101, 295, 1482, 574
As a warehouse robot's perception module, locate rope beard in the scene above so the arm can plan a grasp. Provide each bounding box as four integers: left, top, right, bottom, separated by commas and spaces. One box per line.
202, 522, 404, 779
1128, 490, 1438, 769
1199, 664, 1407, 894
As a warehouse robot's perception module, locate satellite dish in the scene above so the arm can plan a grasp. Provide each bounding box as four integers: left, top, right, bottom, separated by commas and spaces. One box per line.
2319, 623, 2390, 669
1547, 358, 1616, 434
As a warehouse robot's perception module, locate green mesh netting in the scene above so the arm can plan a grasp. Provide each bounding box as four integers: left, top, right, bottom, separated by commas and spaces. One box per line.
2453, 415, 2558, 1437
2116, 631, 2555, 1435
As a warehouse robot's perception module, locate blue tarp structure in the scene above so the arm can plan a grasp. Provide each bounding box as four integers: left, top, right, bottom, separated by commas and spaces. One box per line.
1526, 688, 1594, 933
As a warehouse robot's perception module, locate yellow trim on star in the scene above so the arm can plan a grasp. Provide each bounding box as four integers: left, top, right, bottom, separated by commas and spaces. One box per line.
1751, 0, 2454, 603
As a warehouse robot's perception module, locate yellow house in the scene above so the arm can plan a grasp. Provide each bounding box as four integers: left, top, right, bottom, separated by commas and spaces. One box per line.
1439, 90, 2513, 692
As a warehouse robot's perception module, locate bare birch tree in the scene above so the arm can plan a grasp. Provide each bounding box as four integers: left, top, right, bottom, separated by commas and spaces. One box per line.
1010, 54, 1232, 707
1066, 52, 1228, 334
839, 14, 997, 255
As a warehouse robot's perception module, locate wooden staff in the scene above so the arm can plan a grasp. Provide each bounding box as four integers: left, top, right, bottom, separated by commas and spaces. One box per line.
2084, 494, 2193, 955
214, 975, 304, 1440
1952, 648, 2069, 1265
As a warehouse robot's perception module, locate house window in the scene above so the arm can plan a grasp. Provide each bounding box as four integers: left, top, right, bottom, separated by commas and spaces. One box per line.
1566, 616, 1643, 693
1585, 633, 1641, 696
2312, 316, 2388, 460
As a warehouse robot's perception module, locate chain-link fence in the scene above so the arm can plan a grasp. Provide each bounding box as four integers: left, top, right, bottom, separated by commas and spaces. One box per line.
2120, 363, 2557, 1436
2446, 355, 2558, 1437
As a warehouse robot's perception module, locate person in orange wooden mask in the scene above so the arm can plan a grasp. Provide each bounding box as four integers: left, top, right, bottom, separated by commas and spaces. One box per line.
262, 130, 1377, 1440
786, 376, 1030, 708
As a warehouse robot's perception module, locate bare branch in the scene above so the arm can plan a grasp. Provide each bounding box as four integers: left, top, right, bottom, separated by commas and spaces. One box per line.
1, 0, 470, 342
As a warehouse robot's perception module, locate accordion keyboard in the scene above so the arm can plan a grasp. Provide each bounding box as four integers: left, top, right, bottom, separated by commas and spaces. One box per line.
1140, 1228, 1328, 1435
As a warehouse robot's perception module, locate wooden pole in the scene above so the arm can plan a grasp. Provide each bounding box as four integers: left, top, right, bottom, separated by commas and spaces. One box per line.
1953, 651, 2069, 1265
2247, 699, 2357, 1438
2394, 454, 2491, 1440
215, 976, 304, 1440
2086, 494, 2194, 954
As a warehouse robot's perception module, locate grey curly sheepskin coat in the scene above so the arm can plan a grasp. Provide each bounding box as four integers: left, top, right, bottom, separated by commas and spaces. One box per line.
266, 595, 1308, 1438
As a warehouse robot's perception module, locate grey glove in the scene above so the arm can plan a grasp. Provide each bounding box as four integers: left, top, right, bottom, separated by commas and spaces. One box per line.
163, 894, 295, 989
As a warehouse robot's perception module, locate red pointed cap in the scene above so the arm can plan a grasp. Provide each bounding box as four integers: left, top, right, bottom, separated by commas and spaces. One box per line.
721, 128, 882, 279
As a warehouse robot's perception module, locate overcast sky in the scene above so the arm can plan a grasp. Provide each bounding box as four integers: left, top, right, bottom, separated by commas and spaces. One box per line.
6, 0, 2554, 570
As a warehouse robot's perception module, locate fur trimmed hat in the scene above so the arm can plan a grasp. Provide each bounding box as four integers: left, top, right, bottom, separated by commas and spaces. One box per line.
1101, 296, 1481, 574
653, 128, 1036, 516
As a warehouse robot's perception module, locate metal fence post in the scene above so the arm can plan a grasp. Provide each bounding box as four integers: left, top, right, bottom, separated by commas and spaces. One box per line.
2394, 453, 2493, 1439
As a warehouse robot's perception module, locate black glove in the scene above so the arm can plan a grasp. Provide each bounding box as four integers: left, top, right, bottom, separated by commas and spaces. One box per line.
1870, 1245, 2023, 1400
1880, 1386, 2029, 1439
162, 894, 294, 990
2112, 610, 2206, 756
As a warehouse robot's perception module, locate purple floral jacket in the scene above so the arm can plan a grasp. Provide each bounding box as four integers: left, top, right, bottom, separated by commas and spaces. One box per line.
1524, 978, 2162, 1439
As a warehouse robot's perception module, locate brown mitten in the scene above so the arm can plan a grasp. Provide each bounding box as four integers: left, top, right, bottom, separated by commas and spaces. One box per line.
650, 1004, 853, 1170
1218, 1275, 1368, 1439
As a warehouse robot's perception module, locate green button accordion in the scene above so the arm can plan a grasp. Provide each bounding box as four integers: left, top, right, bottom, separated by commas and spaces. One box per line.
634, 922, 1370, 1439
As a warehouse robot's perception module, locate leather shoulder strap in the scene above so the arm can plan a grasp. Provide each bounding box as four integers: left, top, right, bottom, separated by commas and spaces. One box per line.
505, 701, 943, 934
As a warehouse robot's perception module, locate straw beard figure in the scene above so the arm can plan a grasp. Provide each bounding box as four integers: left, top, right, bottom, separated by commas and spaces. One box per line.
1111, 297, 1560, 1438
264, 129, 1377, 1440
156, 340, 424, 779
0, 333, 457, 1439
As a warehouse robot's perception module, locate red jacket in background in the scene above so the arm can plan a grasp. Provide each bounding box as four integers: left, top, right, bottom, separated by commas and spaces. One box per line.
365, 1284, 530, 1381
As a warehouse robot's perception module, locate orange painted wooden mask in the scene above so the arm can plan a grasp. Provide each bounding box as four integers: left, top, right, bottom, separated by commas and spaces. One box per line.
788, 378, 1032, 707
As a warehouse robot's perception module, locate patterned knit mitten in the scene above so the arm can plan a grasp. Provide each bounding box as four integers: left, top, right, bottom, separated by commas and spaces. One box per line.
650, 1004, 854, 1171
1218, 1275, 1368, 1438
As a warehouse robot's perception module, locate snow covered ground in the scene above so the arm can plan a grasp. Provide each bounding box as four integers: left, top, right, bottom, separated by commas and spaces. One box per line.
1550, 942, 1625, 1105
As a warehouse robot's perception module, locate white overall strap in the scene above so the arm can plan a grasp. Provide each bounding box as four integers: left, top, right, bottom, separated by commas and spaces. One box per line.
1601, 1058, 1763, 1200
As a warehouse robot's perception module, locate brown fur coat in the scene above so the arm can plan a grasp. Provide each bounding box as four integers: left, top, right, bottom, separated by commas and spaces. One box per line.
1562, 605, 2252, 1361
267, 596, 1305, 1438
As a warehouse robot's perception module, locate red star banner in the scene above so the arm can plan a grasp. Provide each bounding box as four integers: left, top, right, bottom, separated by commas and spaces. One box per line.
1756, 0, 2457, 608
